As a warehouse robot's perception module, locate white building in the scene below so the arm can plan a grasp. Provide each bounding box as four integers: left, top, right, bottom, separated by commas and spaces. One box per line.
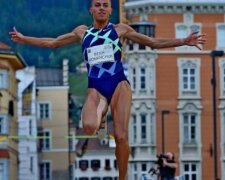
17, 67, 39, 180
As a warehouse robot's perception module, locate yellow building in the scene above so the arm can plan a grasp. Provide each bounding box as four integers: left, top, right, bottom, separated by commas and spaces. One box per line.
0, 42, 26, 180
36, 60, 71, 180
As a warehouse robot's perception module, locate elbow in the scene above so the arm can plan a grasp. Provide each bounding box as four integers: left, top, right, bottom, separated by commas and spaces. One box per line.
48, 42, 59, 49
42, 41, 60, 49
147, 42, 158, 49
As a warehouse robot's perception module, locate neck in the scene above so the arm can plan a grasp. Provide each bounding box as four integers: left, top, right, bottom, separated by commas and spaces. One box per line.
93, 21, 108, 29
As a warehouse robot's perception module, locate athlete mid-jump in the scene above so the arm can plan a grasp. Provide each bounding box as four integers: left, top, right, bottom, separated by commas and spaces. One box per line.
9, 0, 206, 179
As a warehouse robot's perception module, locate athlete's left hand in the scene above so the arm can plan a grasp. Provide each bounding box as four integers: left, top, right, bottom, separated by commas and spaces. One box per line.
183, 31, 206, 50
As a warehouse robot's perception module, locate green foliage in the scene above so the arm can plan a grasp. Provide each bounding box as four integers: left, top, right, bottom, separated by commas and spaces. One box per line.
1, 0, 119, 70
69, 72, 88, 97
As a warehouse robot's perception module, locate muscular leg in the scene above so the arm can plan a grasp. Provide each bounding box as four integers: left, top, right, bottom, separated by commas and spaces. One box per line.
81, 89, 108, 135
110, 81, 132, 180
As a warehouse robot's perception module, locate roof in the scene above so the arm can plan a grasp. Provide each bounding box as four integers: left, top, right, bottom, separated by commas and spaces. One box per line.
0, 43, 27, 69
0, 42, 11, 50
0, 63, 9, 70
125, 0, 225, 4
36, 68, 63, 87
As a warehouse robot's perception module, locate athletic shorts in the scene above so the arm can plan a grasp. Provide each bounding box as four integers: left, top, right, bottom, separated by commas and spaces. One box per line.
88, 70, 130, 104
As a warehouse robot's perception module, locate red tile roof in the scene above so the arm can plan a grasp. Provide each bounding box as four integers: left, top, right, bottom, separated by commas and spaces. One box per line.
0, 63, 9, 70
0, 42, 11, 50
0, 150, 10, 158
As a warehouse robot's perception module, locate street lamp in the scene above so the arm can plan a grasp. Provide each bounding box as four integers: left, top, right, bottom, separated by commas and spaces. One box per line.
210, 50, 224, 180
161, 110, 170, 154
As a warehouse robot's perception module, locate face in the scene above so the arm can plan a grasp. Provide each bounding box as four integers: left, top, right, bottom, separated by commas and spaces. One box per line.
166, 152, 174, 160
90, 0, 112, 23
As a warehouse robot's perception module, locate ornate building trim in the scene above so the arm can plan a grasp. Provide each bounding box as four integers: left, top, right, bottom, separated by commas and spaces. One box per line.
124, 2, 225, 17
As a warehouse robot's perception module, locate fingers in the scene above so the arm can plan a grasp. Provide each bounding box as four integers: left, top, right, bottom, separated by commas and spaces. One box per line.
195, 44, 202, 50
13, 26, 17, 32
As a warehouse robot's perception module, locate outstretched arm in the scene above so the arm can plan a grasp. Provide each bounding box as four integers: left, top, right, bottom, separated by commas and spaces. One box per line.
118, 23, 206, 50
9, 25, 87, 48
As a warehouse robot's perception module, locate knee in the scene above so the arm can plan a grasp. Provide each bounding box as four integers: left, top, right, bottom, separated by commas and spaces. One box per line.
81, 111, 98, 135
83, 121, 98, 135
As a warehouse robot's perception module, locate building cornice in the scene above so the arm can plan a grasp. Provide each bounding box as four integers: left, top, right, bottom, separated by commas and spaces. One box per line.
37, 86, 69, 90
126, 50, 212, 55
124, 1, 225, 16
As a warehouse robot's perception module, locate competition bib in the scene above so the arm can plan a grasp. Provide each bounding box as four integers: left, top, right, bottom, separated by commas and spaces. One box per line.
87, 44, 115, 66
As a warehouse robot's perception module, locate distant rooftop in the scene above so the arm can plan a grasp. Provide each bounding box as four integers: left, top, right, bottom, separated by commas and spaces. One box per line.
125, 0, 225, 3
0, 42, 11, 50
36, 68, 63, 87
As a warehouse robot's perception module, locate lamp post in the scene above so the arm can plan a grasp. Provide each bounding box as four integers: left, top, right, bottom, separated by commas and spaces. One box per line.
210, 50, 224, 180
161, 110, 170, 154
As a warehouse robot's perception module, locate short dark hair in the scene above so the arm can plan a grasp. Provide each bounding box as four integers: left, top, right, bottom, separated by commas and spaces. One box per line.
89, 0, 112, 7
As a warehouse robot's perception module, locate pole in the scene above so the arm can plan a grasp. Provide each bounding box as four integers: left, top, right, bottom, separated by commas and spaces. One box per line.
210, 50, 224, 180
161, 110, 170, 154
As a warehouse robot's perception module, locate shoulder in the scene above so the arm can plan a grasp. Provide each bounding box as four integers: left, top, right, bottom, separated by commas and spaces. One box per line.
73, 25, 88, 33
72, 25, 88, 40
114, 23, 135, 37
114, 23, 134, 32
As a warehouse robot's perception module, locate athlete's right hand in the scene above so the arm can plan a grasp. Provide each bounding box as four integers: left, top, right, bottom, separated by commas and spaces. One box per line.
9, 27, 25, 44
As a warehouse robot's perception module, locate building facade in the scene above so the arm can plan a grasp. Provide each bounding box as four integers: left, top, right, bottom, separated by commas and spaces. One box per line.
36, 59, 70, 180
17, 67, 39, 180
123, 0, 225, 180
0, 43, 26, 180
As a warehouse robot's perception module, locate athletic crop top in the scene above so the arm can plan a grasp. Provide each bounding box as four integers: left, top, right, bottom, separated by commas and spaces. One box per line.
82, 22, 123, 79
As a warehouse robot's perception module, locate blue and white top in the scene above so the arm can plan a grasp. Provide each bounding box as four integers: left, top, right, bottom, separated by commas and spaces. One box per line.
82, 22, 123, 79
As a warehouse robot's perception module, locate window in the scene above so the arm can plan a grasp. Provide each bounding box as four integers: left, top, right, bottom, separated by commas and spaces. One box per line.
22, 84, 32, 115
114, 160, 117, 169
183, 163, 198, 180
132, 163, 138, 180
178, 58, 200, 97
183, 114, 196, 144
223, 68, 225, 90
132, 114, 137, 143
0, 161, 7, 180
38, 102, 51, 120
150, 114, 155, 144
30, 156, 34, 172
79, 178, 88, 180
41, 162, 51, 180
131, 68, 136, 90
176, 25, 188, 39
219, 59, 225, 96
0, 70, 8, 89
105, 159, 111, 170
92, 178, 101, 180
0, 116, 8, 134
176, 23, 201, 51
91, 160, 100, 171
29, 119, 32, 136
141, 163, 148, 180
38, 130, 51, 150
140, 68, 146, 90
217, 24, 225, 48
79, 160, 89, 171
149, 64, 155, 93
182, 68, 196, 91
140, 114, 147, 143
0, 163, 3, 180
103, 177, 113, 180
